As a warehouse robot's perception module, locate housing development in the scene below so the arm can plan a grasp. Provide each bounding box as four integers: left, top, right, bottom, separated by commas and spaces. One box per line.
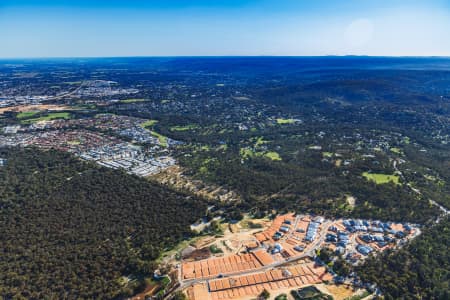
1, 113, 177, 176
174, 213, 418, 300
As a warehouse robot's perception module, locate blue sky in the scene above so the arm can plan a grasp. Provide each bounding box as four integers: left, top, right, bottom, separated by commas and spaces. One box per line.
0, 0, 449, 57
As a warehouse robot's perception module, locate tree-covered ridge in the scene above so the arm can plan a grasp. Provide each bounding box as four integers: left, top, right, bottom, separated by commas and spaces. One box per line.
178, 145, 439, 224
0, 148, 207, 299
357, 217, 450, 300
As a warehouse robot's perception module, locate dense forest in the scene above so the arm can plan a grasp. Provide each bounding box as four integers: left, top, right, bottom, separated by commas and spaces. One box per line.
357, 217, 450, 300
0, 148, 207, 299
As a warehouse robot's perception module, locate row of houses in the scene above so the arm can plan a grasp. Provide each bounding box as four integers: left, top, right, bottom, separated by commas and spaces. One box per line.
305, 221, 320, 242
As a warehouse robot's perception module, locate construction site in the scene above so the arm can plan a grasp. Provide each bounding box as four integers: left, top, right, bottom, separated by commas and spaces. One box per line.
185, 259, 332, 300
176, 213, 418, 300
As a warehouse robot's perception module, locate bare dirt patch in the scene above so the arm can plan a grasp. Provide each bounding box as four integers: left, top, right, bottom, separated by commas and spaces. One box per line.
0, 104, 74, 114
346, 195, 356, 208
317, 283, 357, 300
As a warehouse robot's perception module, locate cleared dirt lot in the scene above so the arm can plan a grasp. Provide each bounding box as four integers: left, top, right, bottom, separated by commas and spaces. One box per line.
181, 250, 274, 280
186, 260, 333, 300
0, 104, 73, 114
317, 283, 357, 300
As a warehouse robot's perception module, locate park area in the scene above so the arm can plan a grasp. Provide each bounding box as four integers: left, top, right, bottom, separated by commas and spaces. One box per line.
362, 172, 400, 185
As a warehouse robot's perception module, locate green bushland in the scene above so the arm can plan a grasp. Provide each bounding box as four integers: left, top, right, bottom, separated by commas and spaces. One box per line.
357, 217, 450, 299
0, 148, 207, 299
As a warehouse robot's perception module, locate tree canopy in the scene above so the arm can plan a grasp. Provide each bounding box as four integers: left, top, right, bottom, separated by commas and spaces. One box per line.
0, 148, 207, 299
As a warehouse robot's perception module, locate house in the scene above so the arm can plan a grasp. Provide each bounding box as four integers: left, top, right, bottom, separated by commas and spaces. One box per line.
334, 276, 345, 284
357, 244, 373, 255
395, 231, 406, 238
279, 225, 290, 233
326, 233, 337, 242
314, 216, 325, 223
335, 247, 345, 255
328, 226, 338, 232
294, 245, 305, 252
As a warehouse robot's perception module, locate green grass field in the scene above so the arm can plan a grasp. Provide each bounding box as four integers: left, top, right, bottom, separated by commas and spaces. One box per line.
240, 148, 282, 161
240, 148, 254, 159
390, 147, 403, 154
265, 151, 282, 161
150, 131, 168, 147
120, 98, 146, 103
139, 120, 167, 147
254, 136, 267, 147
17, 111, 40, 119
322, 151, 333, 158
170, 124, 199, 131
21, 112, 71, 124
362, 172, 400, 185
276, 118, 296, 124
141, 119, 158, 128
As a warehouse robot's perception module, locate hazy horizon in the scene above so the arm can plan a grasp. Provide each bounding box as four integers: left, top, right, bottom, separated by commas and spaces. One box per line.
1, 55, 450, 60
